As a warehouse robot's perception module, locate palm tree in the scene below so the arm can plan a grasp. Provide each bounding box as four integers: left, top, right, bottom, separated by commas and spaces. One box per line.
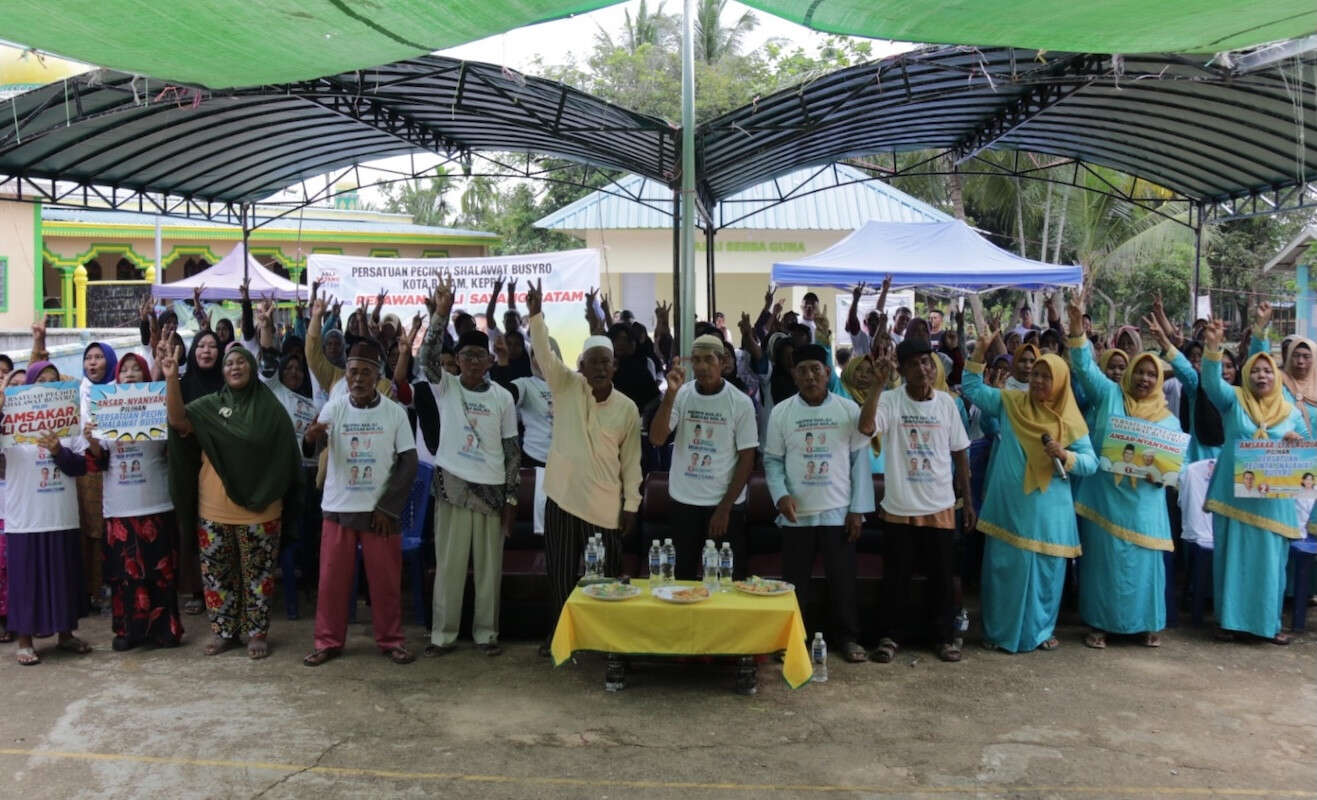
380, 166, 453, 227
695, 0, 757, 64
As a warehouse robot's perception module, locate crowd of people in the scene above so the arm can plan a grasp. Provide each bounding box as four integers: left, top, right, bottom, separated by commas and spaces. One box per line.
0, 269, 1313, 669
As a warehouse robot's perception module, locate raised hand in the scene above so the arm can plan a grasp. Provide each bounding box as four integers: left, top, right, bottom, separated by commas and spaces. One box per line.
525, 278, 544, 317
664, 356, 686, 394
1255, 299, 1274, 329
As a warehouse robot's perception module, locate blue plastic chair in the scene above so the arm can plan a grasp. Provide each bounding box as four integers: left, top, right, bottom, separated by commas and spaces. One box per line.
348, 463, 434, 626
1289, 537, 1317, 632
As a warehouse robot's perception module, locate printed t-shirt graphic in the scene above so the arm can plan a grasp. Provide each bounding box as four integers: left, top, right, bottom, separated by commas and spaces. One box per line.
765, 393, 871, 515
667, 381, 758, 506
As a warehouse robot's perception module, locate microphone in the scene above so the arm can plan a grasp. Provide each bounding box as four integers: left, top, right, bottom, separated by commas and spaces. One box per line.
1040, 433, 1068, 481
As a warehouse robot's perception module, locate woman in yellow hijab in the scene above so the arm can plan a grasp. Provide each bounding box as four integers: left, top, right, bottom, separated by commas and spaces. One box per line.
962, 327, 1096, 653
1199, 321, 1309, 644
1065, 300, 1181, 649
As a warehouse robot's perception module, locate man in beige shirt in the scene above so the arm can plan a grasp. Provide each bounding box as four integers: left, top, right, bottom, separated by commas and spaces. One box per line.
525, 280, 641, 655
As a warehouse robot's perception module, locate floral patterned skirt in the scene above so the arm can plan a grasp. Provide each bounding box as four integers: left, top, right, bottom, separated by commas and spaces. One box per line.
104, 512, 184, 646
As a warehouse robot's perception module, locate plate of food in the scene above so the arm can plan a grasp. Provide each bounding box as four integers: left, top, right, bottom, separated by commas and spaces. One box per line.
732, 576, 795, 596
651, 585, 712, 604
582, 582, 643, 601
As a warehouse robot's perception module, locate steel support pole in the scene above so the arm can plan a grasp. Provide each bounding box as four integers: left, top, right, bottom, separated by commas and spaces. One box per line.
1191, 203, 1203, 319
678, 0, 697, 359
705, 225, 716, 319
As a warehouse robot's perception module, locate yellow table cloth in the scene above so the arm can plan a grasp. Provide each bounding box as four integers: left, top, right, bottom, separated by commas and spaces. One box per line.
550, 580, 813, 688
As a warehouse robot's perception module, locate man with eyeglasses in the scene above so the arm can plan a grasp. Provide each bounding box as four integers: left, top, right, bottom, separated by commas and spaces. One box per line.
420, 274, 521, 658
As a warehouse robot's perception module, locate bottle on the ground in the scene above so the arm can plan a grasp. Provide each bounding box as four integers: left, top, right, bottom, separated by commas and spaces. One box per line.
648, 539, 662, 585
811, 632, 828, 683
719, 542, 733, 591
660, 538, 675, 584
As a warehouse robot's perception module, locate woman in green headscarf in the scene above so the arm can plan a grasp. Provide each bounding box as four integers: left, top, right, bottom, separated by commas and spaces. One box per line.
162, 344, 302, 659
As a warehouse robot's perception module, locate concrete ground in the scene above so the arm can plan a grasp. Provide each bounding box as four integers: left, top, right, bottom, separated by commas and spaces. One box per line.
2, 609, 1315, 800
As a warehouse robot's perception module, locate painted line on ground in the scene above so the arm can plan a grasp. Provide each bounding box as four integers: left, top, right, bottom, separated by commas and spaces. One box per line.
0, 748, 1313, 796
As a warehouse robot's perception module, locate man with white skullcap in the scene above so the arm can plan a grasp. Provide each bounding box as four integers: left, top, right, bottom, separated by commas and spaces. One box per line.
525, 280, 641, 655
651, 334, 758, 579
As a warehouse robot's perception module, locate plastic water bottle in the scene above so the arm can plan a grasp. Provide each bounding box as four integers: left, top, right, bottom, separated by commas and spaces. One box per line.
648, 540, 662, 585
584, 537, 600, 578
702, 540, 719, 592
719, 543, 734, 591
661, 538, 675, 584
811, 633, 828, 683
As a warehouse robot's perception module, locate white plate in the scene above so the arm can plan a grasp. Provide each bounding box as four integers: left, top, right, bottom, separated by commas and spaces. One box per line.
732, 580, 795, 597
650, 585, 713, 604
582, 583, 643, 601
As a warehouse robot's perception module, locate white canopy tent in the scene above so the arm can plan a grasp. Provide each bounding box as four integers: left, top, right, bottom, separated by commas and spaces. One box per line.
771, 220, 1083, 293
153, 244, 304, 301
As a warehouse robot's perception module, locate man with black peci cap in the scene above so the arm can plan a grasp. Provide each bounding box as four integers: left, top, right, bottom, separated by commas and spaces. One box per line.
763, 342, 878, 664
302, 339, 418, 666
421, 274, 521, 658
869, 336, 973, 664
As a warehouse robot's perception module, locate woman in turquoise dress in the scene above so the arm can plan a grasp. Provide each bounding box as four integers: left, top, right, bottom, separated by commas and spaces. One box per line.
963, 331, 1097, 653
1199, 319, 1310, 644
1069, 302, 1179, 648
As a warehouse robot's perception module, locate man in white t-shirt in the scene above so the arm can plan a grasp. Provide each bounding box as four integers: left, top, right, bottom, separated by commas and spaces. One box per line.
422, 276, 521, 657
764, 343, 878, 664
302, 340, 418, 667
650, 334, 758, 580
868, 337, 973, 665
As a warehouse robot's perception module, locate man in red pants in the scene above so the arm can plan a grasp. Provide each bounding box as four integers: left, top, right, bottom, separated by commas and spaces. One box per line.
302, 340, 418, 666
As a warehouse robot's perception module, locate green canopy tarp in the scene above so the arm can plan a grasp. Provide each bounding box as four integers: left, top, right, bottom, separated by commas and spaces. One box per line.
1, 1, 1313, 88
742, 0, 1316, 55
0, 0, 619, 87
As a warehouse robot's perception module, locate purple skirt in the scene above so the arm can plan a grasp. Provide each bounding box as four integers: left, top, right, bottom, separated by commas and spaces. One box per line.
6, 529, 87, 637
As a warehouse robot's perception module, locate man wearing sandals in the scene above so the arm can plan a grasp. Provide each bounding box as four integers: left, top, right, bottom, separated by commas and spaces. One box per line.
303, 340, 418, 667
421, 276, 521, 658
868, 338, 973, 665
764, 343, 877, 664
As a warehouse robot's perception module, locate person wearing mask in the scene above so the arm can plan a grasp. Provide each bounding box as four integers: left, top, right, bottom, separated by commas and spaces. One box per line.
963, 323, 1097, 653
84, 353, 182, 651
75, 340, 118, 613
4, 360, 93, 665
301, 340, 418, 666
764, 343, 877, 664
1199, 319, 1310, 645
162, 344, 302, 659
169, 329, 226, 616
525, 279, 641, 657
868, 338, 973, 664
1067, 298, 1178, 649
418, 278, 521, 658
650, 335, 758, 580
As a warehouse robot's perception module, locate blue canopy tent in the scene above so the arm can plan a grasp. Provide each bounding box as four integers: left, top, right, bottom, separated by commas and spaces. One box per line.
771, 220, 1082, 293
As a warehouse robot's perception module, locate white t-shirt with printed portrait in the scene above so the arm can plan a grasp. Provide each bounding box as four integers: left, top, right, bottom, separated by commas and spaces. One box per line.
667, 380, 758, 506
764, 393, 871, 515
320, 396, 415, 514
100, 438, 172, 518
436, 369, 518, 485
4, 437, 87, 534
873, 388, 970, 517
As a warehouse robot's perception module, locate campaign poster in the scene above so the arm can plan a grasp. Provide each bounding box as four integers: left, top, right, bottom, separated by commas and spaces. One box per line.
307, 249, 601, 365
1, 381, 81, 448
89, 382, 169, 441
1233, 439, 1317, 499
1097, 415, 1190, 489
